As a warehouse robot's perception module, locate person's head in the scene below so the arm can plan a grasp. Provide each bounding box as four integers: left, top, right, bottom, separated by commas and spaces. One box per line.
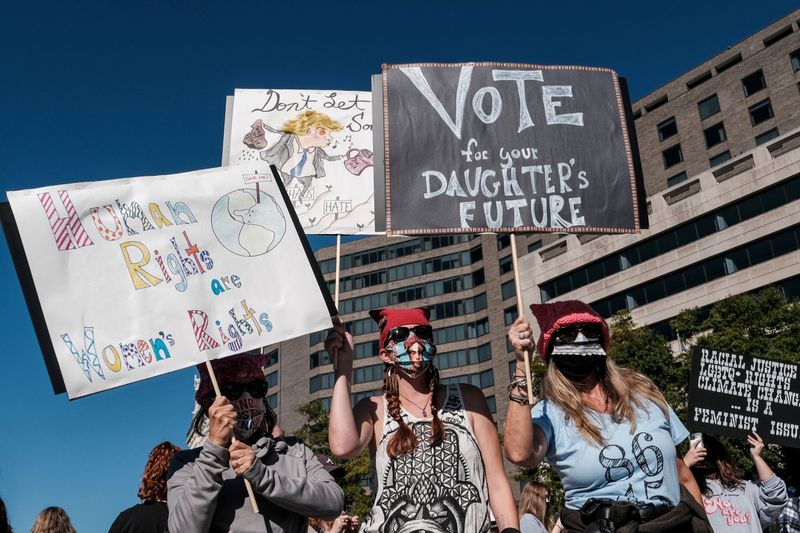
691, 434, 744, 493
369, 308, 443, 457
0, 496, 11, 533
531, 300, 668, 446
518, 481, 549, 524
138, 441, 180, 502
193, 350, 277, 444
30, 507, 75, 533
281, 110, 343, 148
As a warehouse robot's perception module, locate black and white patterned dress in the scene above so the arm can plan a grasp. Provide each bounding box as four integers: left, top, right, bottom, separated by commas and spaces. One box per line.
361, 383, 490, 533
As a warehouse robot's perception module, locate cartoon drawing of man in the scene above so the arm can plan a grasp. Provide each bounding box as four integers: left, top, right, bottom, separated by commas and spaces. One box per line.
257, 110, 344, 200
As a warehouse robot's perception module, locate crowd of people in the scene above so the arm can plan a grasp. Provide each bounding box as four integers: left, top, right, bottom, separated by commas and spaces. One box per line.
4, 301, 797, 533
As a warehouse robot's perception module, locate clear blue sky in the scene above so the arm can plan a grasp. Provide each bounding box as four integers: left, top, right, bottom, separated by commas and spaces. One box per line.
1, 1, 797, 530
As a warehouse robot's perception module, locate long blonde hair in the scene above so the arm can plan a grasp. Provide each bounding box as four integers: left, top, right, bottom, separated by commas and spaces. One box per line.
30, 507, 76, 533
541, 357, 669, 447
281, 111, 342, 135
518, 482, 550, 526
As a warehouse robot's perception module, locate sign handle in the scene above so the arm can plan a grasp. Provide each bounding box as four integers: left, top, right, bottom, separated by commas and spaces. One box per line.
510, 235, 535, 405
204, 361, 260, 513
332, 234, 342, 370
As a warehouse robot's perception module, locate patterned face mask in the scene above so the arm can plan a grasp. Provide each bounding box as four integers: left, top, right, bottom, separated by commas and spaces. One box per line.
391, 334, 436, 378
231, 393, 266, 442
551, 330, 607, 380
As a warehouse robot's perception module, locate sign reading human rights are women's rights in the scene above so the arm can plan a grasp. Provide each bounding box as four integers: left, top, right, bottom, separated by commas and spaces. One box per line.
4, 165, 335, 399
381, 63, 641, 235
687, 346, 800, 448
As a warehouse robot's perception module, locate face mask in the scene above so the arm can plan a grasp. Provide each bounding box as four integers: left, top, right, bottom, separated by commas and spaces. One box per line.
551, 331, 607, 381
231, 393, 266, 442
392, 334, 435, 378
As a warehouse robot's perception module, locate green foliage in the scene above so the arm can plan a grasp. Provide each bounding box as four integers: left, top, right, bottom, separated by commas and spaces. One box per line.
669, 288, 799, 484
296, 399, 373, 517
607, 310, 691, 419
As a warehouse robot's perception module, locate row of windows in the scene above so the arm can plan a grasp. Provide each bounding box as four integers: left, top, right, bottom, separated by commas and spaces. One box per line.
433, 317, 490, 345
309, 372, 335, 393
337, 269, 486, 315
441, 369, 494, 389
355, 340, 380, 360
436, 343, 492, 371
309, 350, 333, 370
354, 363, 384, 384
541, 173, 800, 301
591, 223, 800, 318
429, 293, 488, 321
318, 235, 476, 274
326, 247, 484, 294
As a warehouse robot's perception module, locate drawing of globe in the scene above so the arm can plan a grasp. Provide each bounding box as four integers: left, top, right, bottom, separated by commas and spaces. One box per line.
211, 188, 286, 256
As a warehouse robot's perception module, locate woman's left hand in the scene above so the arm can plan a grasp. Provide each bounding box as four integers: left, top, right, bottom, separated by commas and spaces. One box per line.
747, 432, 765, 458
229, 439, 256, 475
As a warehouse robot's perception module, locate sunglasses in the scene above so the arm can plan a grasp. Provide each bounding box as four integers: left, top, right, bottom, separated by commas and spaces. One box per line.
215, 381, 269, 401
553, 323, 603, 344
386, 325, 434, 347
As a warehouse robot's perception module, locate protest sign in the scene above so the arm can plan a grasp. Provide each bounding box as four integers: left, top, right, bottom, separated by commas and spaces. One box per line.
381, 62, 641, 236
226, 88, 377, 235
687, 346, 800, 448
4, 164, 336, 399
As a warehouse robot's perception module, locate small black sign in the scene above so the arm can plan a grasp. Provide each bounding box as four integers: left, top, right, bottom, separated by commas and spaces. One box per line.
687, 346, 800, 448
382, 62, 641, 235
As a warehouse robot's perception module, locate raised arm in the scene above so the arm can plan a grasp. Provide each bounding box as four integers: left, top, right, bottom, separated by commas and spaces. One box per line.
503, 317, 547, 468
326, 317, 375, 458
463, 385, 519, 532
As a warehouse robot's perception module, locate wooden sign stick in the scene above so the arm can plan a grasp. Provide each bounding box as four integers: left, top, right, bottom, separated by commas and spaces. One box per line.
204, 361, 260, 513
332, 234, 342, 369
510, 235, 535, 405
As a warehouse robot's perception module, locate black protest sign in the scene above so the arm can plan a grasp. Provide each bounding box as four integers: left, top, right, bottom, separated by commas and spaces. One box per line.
687, 346, 800, 448
382, 62, 641, 236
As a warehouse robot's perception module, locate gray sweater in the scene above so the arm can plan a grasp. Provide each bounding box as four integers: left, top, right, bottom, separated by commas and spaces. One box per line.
167, 437, 344, 533
702, 475, 787, 533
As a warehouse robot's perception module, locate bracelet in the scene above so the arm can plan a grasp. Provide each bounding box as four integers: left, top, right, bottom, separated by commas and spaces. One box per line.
507, 377, 527, 393
508, 393, 529, 405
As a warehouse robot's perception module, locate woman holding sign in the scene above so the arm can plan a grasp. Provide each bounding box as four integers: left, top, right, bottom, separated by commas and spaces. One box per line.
167, 350, 344, 533
325, 308, 519, 533
685, 433, 787, 532
504, 300, 710, 532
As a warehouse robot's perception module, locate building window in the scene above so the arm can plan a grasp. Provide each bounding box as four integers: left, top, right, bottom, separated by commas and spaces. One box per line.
791, 48, 800, 72
496, 234, 511, 250
355, 340, 379, 360
441, 369, 495, 389
309, 330, 327, 346
353, 364, 384, 384
755, 128, 780, 146
499, 255, 513, 275
709, 151, 732, 168
749, 99, 774, 126
266, 371, 278, 388
697, 94, 720, 120
267, 393, 278, 409
309, 372, 335, 393
741, 70, 767, 97
703, 122, 727, 148
501, 280, 516, 300
309, 350, 333, 369
436, 343, 492, 370
667, 171, 688, 188
657, 117, 678, 141
504, 305, 518, 326
662, 144, 683, 169
264, 349, 279, 368
527, 240, 542, 253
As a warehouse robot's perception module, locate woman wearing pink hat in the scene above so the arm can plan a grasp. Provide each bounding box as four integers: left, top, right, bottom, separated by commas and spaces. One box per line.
167, 351, 344, 533
326, 308, 519, 533
504, 301, 710, 532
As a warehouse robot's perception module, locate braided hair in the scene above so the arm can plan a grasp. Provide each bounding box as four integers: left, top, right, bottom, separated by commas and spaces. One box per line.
384, 364, 445, 458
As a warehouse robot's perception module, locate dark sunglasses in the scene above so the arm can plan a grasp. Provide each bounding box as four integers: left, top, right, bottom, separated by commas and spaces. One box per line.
215, 381, 269, 401
553, 323, 603, 344
386, 325, 433, 347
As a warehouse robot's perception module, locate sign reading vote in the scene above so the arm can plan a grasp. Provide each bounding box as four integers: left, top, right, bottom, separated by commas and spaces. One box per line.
5, 165, 335, 399
382, 62, 640, 236
687, 346, 800, 448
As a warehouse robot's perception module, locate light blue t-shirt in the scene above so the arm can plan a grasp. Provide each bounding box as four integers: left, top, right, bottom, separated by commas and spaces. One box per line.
532, 398, 688, 510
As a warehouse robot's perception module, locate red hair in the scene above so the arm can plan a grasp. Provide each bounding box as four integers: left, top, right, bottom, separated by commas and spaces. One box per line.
138, 441, 181, 501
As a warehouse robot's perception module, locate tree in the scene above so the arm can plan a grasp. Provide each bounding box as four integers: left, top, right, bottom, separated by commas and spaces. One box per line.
296, 399, 373, 517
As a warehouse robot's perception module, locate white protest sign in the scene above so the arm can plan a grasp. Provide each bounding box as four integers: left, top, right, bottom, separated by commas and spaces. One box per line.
7, 164, 334, 399
227, 88, 377, 235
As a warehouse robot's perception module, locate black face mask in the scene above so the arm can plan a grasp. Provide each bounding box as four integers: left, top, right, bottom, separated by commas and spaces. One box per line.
553, 352, 604, 380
